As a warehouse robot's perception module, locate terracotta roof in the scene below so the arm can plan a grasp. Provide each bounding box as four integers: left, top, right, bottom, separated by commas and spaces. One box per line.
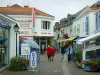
0, 7, 54, 17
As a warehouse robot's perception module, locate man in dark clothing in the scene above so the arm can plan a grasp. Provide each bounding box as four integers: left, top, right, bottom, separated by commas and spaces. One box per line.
61, 45, 65, 61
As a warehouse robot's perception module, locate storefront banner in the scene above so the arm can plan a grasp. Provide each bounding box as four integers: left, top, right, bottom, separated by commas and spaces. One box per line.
17, 20, 32, 28
21, 44, 30, 55
0, 19, 11, 28
30, 51, 37, 68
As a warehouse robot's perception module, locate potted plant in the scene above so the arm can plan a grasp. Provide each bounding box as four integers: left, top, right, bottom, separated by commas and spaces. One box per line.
8, 56, 29, 71
20, 58, 29, 70
82, 58, 100, 72
74, 50, 82, 68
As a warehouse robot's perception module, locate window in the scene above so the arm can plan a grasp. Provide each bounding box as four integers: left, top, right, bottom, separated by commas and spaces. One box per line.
77, 24, 80, 33
96, 11, 100, 30
57, 34, 59, 39
74, 26, 76, 34
83, 23, 84, 32
0, 28, 9, 68
41, 21, 50, 30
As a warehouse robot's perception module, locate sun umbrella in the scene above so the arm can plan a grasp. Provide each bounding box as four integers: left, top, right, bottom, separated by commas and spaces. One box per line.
23, 39, 40, 49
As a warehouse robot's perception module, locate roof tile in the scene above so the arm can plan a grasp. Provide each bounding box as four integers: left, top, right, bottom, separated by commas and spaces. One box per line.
0, 7, 54, 17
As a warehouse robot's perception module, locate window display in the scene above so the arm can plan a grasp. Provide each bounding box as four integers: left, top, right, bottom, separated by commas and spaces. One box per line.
0, 28, 9, 68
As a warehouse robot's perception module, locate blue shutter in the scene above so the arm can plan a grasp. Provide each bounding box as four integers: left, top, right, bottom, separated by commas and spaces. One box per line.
85, 16, 89, 35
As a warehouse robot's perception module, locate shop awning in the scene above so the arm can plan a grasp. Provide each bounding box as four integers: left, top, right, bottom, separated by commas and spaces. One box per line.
57, 38, 68, 42
74, 37, 86, 42
57, 39, 64, 42
66, 36, 77, 42
77, 33, 100, 44
57, 36, 78, 42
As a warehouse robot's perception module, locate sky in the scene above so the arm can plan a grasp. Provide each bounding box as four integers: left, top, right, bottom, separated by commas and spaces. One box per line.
0, 0, 99, 22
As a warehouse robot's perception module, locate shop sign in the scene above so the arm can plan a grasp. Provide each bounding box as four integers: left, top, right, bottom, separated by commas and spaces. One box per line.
0, 19, 11, 28
21, 44, 30, 55
30, 51, 37, 67
17, 20, 32, 28
20, 36, 33, 39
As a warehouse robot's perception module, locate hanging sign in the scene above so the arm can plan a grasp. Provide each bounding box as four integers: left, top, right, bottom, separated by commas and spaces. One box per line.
21, 44, 30, 55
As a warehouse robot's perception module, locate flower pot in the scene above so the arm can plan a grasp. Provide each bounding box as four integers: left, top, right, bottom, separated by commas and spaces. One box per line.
84, 65, 93, 72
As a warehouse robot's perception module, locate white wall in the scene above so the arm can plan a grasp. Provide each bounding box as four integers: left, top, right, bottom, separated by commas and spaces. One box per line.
64, 24, 72, 37
60, 27, 64, 38
72, 12, 96, 37
54, 29, 60, 40
89, 12, 96, 35
35, 16, 54, 37
9, 23, 16, 60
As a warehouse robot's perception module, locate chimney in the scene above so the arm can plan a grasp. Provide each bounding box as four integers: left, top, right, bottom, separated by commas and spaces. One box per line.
24, 5, 29, 8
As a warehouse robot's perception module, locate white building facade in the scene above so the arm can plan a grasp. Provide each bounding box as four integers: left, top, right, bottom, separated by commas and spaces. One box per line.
0, 13, 17, 71
0, 5, 54, 54
72, 6, 96, 37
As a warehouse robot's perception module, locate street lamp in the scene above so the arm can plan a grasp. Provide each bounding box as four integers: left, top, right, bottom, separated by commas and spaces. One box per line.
14, 23, 19, 56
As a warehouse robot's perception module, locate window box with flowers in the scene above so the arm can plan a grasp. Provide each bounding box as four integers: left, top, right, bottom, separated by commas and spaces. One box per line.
82, 58, 100, 72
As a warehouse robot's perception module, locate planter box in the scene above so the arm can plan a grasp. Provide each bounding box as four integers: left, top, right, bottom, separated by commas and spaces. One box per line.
84, 65, 100, 72
84, 65, 93, 72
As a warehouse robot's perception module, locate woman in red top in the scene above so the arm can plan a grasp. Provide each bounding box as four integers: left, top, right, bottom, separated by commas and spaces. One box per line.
46, 45, 52, 61
51, 46, 56, 61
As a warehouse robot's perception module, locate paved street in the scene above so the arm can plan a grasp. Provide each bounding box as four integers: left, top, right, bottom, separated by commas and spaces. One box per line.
1, 53, 100, 75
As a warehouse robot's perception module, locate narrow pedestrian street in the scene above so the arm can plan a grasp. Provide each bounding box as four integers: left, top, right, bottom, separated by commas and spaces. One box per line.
1, 53, 100, 75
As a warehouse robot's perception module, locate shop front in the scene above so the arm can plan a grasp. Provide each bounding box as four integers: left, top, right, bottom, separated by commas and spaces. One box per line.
0, 17, 11, 68
0, 28, 9, 68
77, 33, 100, 70
0, 13, 16, 70
34, 36, 53, 54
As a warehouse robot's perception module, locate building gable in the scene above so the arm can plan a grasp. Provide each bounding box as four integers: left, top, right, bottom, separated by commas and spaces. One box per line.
74, 6, 91, 21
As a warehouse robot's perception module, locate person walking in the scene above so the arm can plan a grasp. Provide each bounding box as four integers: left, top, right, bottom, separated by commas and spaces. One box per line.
51, 46, 56, 61
61, 45, 65, 61
66, 42, 73, 62
46, 45, 52, 61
